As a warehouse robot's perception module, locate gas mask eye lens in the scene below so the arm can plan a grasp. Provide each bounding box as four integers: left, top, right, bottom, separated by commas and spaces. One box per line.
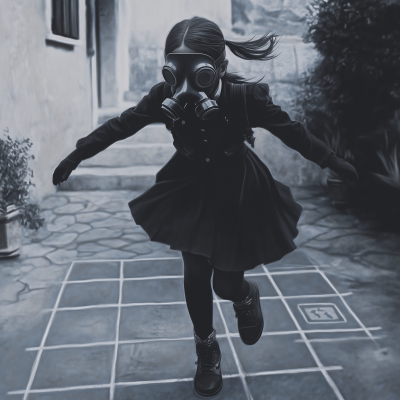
195, 66, 216, 89
162, 66, 177, 86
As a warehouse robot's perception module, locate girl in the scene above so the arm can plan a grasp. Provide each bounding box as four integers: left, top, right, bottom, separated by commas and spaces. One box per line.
53, 17, 358, 397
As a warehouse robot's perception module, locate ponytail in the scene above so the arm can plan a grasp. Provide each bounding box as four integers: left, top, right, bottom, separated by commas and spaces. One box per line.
225, 34, 279, 61
164, 17, 279, 85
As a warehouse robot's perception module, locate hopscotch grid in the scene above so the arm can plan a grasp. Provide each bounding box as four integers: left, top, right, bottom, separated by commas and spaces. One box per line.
261, 264, 346, 400
21, 261, 76, 400
213, 291, 254, 400
25, 326, 382, 352
109, 261, 123, 400
14, 257, 378, 398
8, 365, 343, 395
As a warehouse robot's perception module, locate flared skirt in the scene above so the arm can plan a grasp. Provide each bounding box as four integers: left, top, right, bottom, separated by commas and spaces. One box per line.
128, 145, 303, 271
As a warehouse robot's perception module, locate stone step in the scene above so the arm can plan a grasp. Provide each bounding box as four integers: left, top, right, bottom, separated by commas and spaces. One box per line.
58, 166, 160, 191
122, 124, 172, 144
97, 104, 136, 125
80, 143, 176, 167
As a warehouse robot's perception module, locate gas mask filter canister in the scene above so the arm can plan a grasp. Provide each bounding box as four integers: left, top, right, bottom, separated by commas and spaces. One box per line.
161, 51, 225, 121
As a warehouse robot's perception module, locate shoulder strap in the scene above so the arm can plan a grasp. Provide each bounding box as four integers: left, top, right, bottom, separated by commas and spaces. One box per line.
226, 82, 255, 148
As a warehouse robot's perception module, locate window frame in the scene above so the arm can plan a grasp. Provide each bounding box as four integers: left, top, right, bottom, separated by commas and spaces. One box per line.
45, 0, 85, 46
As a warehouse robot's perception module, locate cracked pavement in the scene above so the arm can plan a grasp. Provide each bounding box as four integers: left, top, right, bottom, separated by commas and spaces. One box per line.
0, 187, 399, 399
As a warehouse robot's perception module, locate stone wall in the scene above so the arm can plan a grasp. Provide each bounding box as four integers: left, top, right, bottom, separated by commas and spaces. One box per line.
0, 0, 92, 203
228, 0, 324, 186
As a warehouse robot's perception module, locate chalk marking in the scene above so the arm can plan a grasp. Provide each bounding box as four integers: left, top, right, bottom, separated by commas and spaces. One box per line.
44, 293, 354, 313
262, 265, 346, 400
316, 265, 380, 344
213, 292, 254, 400
109, 262, 123, 400
7, 365, 342, 395
298, 303, 347, 324
295, 336, 383, 343
22, 262, 75, 400
25, 327, 382, 352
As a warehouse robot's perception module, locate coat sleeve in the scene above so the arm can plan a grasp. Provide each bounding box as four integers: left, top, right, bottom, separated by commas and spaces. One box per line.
72, 82, 166, 161
247, 83, 334, 168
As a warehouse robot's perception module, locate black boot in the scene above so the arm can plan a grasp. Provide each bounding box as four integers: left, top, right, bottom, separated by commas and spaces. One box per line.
193, 328, 223, 397
232, 280, 264, 345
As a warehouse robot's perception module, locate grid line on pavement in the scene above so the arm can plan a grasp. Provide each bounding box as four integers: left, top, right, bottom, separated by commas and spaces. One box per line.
262, 264, 346, 400
8, 365, 343, 395
295, 336, 383, 343
318, 264, 380, 345
213, 291, 254, 400
25, 326, 382, 352
109, 261, 123, 400
43, 292, 354, 313
63, 268, 323, 285
21, 261, 76, 400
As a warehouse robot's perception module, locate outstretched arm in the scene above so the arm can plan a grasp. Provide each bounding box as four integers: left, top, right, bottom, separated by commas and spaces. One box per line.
53, 82, 166, 185
247, 83, 358, 183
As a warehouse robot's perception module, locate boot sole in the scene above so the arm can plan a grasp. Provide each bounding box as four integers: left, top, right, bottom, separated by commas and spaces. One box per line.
241, 281, 264, 346
195, 381, 223, 397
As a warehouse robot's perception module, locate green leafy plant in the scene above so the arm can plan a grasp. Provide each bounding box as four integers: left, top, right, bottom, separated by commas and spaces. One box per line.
304, 0, 400, 136
295, 0, 400, 180
0, 132, 45, 230
373, 132, 400, 190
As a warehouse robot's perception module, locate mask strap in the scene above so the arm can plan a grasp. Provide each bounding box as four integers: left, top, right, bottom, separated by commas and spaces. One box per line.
210, 79, 222, 101
214, 49, 226, 69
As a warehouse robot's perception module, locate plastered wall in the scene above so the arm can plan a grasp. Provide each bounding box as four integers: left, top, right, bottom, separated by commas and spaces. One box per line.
0, 0, 92, 203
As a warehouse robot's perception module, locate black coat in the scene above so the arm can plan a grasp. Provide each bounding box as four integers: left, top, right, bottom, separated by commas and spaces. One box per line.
73, 80, 333, 271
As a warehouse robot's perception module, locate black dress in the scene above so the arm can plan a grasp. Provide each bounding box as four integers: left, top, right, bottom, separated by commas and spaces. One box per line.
74, 80, 333, 271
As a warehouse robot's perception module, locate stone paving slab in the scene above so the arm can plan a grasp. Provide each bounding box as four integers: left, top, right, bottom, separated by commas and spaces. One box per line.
60, 281, 120, 308
246, 373, 338, 400
6, 254, 387, 400
113, 378, 247, 400
2, 187, 400, 399
31, 346, 114, 389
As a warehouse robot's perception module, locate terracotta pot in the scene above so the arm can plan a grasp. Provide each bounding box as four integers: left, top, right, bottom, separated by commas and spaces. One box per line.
0, 204, 20, 258
326, 178, 350, 205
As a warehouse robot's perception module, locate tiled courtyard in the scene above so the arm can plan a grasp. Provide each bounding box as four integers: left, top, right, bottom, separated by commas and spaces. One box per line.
1, 187, 399, 399
3, 253, 387, 400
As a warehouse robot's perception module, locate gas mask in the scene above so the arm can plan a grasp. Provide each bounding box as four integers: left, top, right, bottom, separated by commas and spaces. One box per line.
161, 51, 225, 121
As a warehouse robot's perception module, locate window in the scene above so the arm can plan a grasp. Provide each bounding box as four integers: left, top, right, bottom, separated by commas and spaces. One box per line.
51, 0, 79, 40
45, 0, 84, 46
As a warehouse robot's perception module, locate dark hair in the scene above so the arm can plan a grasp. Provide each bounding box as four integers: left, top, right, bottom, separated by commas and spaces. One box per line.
164, 16, 279, 84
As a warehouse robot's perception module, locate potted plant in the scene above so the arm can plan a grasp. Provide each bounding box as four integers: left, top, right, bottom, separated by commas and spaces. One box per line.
0, 133, 44, 258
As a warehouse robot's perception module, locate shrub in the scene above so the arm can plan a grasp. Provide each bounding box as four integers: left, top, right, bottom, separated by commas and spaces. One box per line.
0, 132, 45, 230
295, 0, 400, 175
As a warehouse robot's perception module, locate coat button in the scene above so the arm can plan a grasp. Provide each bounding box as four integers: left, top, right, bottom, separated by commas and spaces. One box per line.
204, 139, 207, 142
182, 120, 185, 125
201, 128, 205, 131
206, 158, 210, 162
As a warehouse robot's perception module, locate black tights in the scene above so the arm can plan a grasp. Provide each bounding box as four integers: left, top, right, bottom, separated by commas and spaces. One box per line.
182, 251, 250, 340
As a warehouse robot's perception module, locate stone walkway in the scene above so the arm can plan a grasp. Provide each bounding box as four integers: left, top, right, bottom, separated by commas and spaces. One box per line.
0, 187, 399, 399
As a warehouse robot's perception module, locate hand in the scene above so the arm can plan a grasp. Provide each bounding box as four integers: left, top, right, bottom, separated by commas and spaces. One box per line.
327, 155, 359, 183
52, 158, 79, 185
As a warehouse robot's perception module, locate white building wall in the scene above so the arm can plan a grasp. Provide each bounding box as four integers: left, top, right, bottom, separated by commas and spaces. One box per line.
0, 0, 93, 202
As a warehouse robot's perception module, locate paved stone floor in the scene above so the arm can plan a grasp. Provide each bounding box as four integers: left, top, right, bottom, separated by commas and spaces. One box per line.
0, 187, 399, 399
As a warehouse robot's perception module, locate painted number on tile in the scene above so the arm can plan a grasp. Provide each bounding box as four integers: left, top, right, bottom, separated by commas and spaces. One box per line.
298, 303, 346, 324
